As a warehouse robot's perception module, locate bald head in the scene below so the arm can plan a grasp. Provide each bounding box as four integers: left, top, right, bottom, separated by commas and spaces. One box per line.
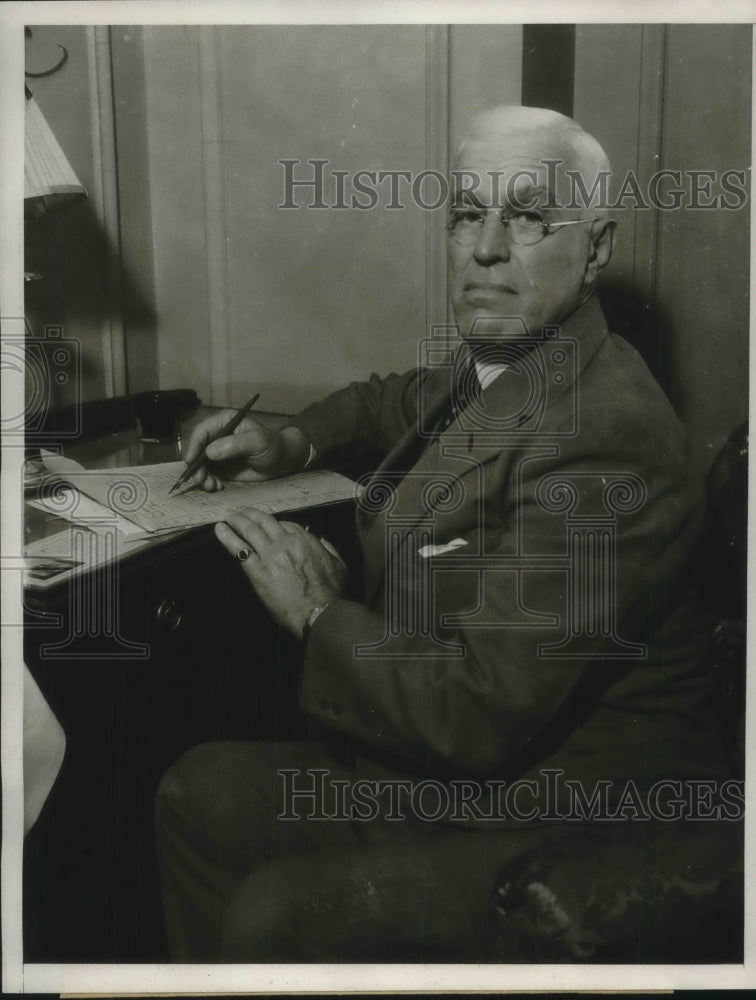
455, 105, 611, 218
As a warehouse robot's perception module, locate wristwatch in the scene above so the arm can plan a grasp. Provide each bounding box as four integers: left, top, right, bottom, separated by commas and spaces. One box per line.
302, 604, 330, 644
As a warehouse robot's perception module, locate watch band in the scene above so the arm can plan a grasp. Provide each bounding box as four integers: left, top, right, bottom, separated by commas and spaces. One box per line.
302, 603, 330, 644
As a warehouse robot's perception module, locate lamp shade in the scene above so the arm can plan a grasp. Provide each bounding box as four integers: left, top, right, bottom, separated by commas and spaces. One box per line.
25, 90, 87, 218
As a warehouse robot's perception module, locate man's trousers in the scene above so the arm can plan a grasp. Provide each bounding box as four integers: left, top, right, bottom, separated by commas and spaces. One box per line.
155, 739, 583, 962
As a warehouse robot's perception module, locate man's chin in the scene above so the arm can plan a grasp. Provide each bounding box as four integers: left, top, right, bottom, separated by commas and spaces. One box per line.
459, 312, 536, 341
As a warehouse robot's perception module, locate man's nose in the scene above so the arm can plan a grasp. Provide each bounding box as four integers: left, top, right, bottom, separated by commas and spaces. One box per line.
473, 213, 512, 265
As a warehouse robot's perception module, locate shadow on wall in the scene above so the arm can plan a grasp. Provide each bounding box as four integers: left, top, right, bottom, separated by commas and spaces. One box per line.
599, 278, 675, 409
24, 200, 157, 409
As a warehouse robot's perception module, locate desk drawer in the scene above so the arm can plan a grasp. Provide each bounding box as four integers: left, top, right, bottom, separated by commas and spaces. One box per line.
23, 500, 356, 961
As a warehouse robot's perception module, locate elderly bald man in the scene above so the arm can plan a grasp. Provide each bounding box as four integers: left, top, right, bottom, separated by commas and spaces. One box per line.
155, 106, 729, 961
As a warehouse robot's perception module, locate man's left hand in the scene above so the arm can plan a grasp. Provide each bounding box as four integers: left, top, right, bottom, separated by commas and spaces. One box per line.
215, 508, 347, 638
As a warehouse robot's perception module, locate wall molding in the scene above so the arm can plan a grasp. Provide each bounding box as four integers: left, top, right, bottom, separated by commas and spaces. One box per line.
197, 27, 231, 407
521, 24, 576, 117
86, 25, 127, 397
425, 25, 450, 342
632, 24, 666, 298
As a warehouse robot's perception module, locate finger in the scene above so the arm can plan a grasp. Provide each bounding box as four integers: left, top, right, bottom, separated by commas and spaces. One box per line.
204, 422, 267, 463
279, 523, 345, 565
226, 511, 284, 555
319, 536, 346, 565
215, 520, 258, 561
279, 521, 309, 536
231, 506, 286, 542
173, 466, 221, 494
183, 410, 238, 465
276, 522, 313, 555
222, 466, 270, 484
181, 466, 211, 492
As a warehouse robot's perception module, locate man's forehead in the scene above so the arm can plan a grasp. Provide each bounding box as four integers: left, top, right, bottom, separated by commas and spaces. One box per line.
452, 135, 583, 203
455, 132, 577, 171
451, 156, 557, 202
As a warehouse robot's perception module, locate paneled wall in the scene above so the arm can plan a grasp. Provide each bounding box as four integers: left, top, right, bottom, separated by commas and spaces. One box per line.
574, 23, 750, 478
25, 25, 157, 406
26, 24, 750, 478
25, 26, 114, 408
141, 25, 522, 412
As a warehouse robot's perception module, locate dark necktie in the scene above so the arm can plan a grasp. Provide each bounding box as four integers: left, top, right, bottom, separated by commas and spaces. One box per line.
432, 358, 483, 436
366, 358, 483, 488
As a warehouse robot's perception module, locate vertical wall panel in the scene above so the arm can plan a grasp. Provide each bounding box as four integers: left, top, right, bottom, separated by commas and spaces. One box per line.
448, 25, 522, 157
110, 25, 158, 395
86, 26, 126, 397
197, 28, 231, 407
573, 24, 669, 401
425, 25, 451, 337
574, 24, 665, 302
26, 26, 157, 403
521, 25, 575, 117
24, 26, 111, 408
574, 23, 750, 478
218, 25, 430, 412
655, 24, 750, 476
143, 27, 213, 401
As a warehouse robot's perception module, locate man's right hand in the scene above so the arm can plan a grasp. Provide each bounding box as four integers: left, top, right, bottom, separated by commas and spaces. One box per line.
180, 411, 311, 492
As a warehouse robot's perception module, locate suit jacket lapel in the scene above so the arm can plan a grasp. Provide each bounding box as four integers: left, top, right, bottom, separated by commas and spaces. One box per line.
357, 296, 611, 604
451, 295, 610, 467
357, 363, 456, 601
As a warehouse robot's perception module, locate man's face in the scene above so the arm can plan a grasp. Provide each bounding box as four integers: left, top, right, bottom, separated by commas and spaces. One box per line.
449, 137, 594, 340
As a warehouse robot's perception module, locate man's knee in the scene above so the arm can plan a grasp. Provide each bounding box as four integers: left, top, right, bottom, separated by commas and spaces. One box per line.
220, 854, 366, 962
220, 861, 305, 962
155, 742, 235, 836
218, 849, 424, 962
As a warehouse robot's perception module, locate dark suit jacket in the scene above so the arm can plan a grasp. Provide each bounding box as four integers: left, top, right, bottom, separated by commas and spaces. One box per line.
290, 296, 728, 801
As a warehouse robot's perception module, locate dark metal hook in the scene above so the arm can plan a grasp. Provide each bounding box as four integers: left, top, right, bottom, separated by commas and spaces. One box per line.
25, 27, 69, 79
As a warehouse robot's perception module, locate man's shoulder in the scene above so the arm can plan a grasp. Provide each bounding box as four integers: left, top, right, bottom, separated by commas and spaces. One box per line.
504, 318, 693, 483
584, 330, 680, 425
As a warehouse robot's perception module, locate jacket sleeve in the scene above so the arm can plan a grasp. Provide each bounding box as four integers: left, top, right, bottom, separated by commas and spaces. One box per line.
287, 369, 427, 462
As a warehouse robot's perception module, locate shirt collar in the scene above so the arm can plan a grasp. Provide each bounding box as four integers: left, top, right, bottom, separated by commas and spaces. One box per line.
474, 358, 509, 390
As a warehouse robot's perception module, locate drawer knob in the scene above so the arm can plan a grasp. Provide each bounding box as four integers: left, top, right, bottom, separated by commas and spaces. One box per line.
155, 598, 183, 631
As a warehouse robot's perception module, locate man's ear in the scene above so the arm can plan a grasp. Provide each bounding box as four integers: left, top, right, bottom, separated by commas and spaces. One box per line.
584, 219, 616, 288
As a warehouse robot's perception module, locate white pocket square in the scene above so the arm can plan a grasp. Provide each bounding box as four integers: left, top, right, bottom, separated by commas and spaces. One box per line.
418, 538, 468, 558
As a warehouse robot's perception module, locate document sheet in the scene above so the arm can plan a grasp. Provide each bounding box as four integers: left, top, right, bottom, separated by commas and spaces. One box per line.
59, 463, 360, 533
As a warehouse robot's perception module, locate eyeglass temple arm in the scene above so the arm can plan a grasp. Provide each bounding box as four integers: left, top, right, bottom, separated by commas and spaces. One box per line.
547, 218, 601, 230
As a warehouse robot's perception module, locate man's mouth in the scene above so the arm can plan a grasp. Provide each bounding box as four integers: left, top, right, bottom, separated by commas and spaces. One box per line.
464, 281, 518, 302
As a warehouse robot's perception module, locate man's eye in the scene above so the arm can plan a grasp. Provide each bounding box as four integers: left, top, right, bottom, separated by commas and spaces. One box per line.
450, 209, 483, 224
510, 211, 544, 228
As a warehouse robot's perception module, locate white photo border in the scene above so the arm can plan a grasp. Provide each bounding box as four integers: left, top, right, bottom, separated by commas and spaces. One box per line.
2, 1, 753, 994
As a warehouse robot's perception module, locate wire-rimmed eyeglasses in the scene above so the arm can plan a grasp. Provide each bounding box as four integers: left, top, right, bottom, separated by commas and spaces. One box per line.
447, 205, 601, 247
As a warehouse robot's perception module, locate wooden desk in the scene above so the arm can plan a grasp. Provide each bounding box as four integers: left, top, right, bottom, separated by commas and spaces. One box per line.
23, 408, 357, 962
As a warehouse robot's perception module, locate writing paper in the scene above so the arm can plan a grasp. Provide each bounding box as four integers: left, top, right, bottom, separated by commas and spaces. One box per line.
62, 463, 360, 533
